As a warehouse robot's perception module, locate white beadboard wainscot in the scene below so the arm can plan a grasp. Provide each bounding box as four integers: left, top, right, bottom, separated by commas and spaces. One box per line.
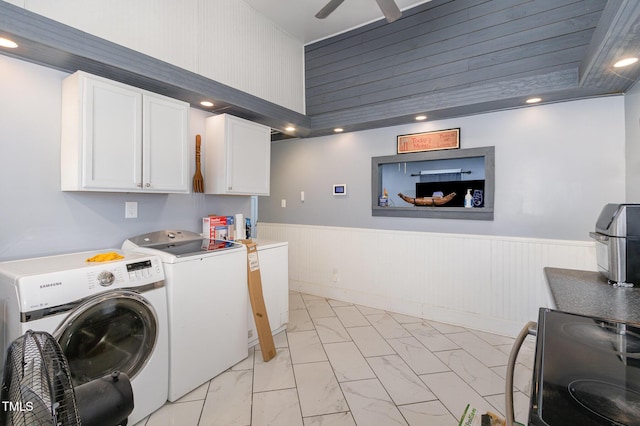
257, 223, 597, 337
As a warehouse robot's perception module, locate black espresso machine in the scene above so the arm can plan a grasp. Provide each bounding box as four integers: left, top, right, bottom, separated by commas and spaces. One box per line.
589, 204, 640, 287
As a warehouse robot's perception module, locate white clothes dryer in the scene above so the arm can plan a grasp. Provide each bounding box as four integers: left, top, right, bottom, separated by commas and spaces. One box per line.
0, 250, 168, 425
123, 230, 248, 402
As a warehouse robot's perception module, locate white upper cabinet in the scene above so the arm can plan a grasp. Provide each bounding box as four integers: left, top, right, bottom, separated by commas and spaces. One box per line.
61, 71, 189, 193
204, 114, 270, 196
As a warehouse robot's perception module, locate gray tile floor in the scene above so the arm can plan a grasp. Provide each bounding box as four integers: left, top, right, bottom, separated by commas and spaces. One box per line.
136, 291, 535, 425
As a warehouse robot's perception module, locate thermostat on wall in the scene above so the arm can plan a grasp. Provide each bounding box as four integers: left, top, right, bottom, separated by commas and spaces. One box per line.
333, 184, 347, 196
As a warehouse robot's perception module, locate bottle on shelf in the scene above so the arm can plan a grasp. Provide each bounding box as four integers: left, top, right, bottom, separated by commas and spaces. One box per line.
464, 189, 473, 208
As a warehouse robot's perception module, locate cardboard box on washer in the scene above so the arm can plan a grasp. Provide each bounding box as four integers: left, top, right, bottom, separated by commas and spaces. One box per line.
202, 215, 235, 240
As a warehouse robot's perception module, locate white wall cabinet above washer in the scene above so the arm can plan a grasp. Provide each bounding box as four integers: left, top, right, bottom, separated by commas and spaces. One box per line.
61, 71, 190, 193
204, 114, 270, 196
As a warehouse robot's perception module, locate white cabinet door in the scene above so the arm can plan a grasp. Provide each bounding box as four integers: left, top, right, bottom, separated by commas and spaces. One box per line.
226, 115, 270, 195
84, 77, 143, 191
142, 93, 189, 193
205, 114, 270, 196
62, 73, 143, 191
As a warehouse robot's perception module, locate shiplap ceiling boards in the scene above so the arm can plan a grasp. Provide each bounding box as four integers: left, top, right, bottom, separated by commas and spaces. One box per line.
304, 0, 640, 136
1, 0, 639, 139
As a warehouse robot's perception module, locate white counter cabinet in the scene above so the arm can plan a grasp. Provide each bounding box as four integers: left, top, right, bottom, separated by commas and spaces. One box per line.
61, 71, 190, 193
248, 240, 288, 347
204, 114, 270, 196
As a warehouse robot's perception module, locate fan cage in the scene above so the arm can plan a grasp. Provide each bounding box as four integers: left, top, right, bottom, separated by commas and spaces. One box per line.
1, 330, 80, 426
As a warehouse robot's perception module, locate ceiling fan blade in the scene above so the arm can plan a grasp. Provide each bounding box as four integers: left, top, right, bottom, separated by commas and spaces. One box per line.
375, 0, 402, 23
315, 0, 345, 19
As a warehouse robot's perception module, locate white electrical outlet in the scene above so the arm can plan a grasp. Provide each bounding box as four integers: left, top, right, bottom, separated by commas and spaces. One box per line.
281, 199, 287, 208
125, 201, 138, 219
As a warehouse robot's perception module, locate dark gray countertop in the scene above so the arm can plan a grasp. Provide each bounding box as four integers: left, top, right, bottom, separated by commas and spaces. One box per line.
544, 267, 640, 324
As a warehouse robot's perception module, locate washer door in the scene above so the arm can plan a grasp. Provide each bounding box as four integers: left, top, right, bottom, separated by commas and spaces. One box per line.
54, 290, 158, 386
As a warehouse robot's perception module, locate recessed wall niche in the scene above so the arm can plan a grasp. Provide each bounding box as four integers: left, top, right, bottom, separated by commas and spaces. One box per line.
371, 146, 494, 220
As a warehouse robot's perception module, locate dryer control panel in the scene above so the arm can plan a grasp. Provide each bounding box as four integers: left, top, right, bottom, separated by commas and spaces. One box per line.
0, 250, 164, 315
126, 259, 163, 282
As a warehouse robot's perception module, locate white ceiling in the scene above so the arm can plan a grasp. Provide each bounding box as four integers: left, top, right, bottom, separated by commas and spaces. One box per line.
243, 0, 432, 44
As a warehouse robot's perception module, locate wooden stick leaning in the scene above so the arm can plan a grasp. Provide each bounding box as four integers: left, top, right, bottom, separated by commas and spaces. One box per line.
240, 240, 276, 362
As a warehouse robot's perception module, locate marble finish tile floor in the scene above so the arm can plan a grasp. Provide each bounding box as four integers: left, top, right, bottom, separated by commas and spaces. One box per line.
135, 291, 534, 426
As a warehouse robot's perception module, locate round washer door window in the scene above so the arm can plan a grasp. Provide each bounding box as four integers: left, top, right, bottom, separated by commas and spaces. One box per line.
55, 290, 158, 386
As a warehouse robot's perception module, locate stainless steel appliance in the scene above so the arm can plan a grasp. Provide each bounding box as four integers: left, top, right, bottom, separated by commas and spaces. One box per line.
507, 309, 640, 425
589, 203, 640, 287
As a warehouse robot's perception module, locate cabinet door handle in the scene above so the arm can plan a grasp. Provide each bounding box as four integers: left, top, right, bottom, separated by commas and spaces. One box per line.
146, 183, 151, 188
137, 183, 142, 188
228, 186, 232, 190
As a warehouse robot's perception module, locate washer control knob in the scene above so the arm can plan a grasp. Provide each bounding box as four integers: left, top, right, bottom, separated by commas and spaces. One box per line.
97, 271, 115, 287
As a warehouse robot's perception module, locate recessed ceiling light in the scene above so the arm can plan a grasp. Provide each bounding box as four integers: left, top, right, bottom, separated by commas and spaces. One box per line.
526, 97, 542, 104
614, 57, 638, 68
415, 115, 427, 121
200, 101, 214, 107
0, 37, 18, 49
285, 126, 295, 132
334, 128, 344, 133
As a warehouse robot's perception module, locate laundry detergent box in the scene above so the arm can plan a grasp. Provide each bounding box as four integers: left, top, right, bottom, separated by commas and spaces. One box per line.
203, 215, 235, 240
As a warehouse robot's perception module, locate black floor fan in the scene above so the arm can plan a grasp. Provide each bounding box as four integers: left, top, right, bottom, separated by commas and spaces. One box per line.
0, 330, 134, 426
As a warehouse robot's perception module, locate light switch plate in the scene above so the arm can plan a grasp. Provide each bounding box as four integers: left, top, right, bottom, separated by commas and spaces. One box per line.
125, 201, 138, 218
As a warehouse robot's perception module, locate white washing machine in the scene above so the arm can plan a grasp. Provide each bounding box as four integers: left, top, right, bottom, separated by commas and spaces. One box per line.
0, 250, 168, 425
122, 230, 248, 401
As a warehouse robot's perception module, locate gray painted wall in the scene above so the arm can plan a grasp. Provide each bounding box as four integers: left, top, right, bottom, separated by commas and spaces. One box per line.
1, 52, 628, 262
0, 55, 252, 261
260, 96, 626, 241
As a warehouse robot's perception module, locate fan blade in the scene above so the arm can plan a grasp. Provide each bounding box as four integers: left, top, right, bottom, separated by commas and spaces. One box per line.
375, 0, 402, 22
315, 0, 345, 19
